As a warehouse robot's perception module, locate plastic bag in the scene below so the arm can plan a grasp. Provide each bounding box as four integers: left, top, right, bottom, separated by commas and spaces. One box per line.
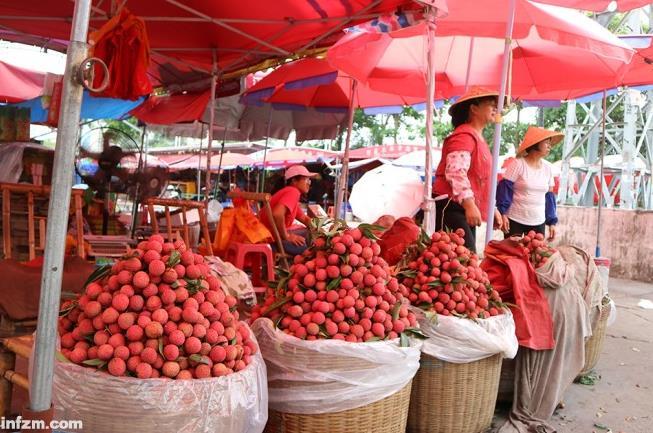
52, 325, 268, 433
213, 206, 272, 255
204, 255, 257, 307
251, 318, 420, 414
412, 307, 518, 363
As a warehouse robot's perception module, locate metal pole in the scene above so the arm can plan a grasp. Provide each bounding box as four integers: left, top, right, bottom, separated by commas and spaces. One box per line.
31, 0, 91, 413
485, 0, 516, 245
130, 125, 147, 238
259, 107, 273, 193
213, 127, 229, 197
463, 36, 475, 93
204, 50, 217, 203
596, 90, 607, 257
334, 79, 357, 220
423, 9, 437, 234
197, 123, 204, 200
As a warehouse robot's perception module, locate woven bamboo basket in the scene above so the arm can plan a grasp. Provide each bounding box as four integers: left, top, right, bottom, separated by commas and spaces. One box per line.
264, 381, 413, 433
579, 299, 611, 375
496, 356, 516, 403
407, 353, 502, 433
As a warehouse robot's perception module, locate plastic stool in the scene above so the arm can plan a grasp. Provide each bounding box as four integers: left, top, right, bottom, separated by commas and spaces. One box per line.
226, 242, 275, 292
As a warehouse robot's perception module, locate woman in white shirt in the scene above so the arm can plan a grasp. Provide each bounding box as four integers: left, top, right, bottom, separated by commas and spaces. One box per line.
496, 126, 563, 240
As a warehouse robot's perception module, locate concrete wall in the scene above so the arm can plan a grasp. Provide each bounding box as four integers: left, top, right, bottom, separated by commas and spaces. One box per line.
554, 206, 653, 282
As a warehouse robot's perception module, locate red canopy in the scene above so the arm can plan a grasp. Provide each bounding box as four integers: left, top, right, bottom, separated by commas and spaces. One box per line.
243, 57, 425, 110
530, 0, 650, 12
328, 6, 634, 100
131, 91, 211, 124
0, 60, 45, 103
0, 1, 419, 87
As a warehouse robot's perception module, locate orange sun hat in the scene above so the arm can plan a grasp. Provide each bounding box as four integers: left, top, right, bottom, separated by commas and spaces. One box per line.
517, 126, 564, 155
448, 87, 500, 115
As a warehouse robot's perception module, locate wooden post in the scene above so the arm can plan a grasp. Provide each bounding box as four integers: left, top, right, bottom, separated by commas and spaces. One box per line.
147, 200, 159, 233
2, 189, 11, 259
74, 191, 85, 259
28, 191, 36, 260
0, 347, 16, 417
181, 206, 190, 247
197, 204, 213, 256
164, 207, 173, 242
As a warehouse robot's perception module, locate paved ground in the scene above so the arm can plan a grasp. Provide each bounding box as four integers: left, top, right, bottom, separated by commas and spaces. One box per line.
491, 277, 653, 433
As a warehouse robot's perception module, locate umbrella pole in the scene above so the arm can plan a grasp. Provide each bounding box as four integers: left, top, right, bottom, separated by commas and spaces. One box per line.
335, 79, 357, 220
30, 0, 91, 415
205, 50, 217, 203
423, 8, 437, 234
464, 37, 475, 93
485, 0, 516, 246
197, 123, 204, 201
213, 127, 228, 198
130, 125, 147, 238
259, 107, 273, 193
596, 90, 607, 257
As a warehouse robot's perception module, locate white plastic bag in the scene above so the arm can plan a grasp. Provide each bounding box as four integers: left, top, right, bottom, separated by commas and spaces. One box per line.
412, 307, 518, 363
251, 318, 420, 414
52, 324, 268, 433
205, 255, 257, 306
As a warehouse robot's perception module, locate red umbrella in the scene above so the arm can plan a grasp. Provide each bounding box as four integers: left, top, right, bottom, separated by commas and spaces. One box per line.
243, 57, 426, 111
328, 9, 634, 100
328, 0, 634, 236
529, 0, 650, 12
0, 60, 45, 103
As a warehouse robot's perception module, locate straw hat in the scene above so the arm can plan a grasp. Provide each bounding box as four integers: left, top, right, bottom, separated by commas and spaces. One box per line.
517, 126, 564, 155
448, 86, 500, 115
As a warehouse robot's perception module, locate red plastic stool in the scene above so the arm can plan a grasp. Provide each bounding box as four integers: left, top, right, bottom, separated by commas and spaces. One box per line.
226, 242, 275, 293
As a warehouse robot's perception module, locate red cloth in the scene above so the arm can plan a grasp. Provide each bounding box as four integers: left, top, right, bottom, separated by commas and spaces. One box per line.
434, 124, 492, 220
481, 240, 555, 350
89, 8, 152, 100
0, 257, 94, 321
0, 60, 45, 103
260, 186, 306, 232
131, 90, 210, 125
378, 217, 420, 266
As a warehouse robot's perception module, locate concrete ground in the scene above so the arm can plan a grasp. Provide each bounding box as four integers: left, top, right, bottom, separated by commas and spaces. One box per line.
491, 277, 653, 433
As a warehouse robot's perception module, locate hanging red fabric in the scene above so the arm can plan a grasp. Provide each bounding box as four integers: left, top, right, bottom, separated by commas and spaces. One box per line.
89, 8, 152, 100
481, 240, 555, 350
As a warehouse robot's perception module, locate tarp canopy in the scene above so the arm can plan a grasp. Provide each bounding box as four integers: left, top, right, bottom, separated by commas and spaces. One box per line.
529, 0, 650, 12
250, 147, 340, 167
348, 144, 426, 160
0, 1, 420, 89
13, 91, 144, 122
0, 60, 45, 103
132, 90, 347, 141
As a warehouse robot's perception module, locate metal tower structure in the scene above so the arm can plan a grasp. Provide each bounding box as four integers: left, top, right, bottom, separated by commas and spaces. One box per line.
558, 7, 653, 210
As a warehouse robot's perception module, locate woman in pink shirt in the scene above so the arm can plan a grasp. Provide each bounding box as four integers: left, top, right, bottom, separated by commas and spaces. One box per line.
260, 165, 317, 255
497, 126, 562, 240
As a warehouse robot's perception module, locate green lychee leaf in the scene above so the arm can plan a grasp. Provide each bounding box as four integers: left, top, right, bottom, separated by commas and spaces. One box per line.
391, 302, 402, 321
167, 251, 181, 268
404, 328, 428, 339
82, 358, 106, 367
326, 276, 342, 291
55, 351, 71, 363
400, 332, 409, 347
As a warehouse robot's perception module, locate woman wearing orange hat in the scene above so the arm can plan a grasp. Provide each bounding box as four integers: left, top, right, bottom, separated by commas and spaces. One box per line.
496, 126, 563, 240
433, 87, 504, 252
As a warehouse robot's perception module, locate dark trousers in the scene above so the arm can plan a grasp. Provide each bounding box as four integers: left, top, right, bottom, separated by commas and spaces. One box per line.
506, 219, 545, 238
435, 199, 476, 252
280, 228, 309, 256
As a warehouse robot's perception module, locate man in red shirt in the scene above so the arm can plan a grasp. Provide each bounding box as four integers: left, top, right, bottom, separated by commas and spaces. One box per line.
260, 165, 317, 256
